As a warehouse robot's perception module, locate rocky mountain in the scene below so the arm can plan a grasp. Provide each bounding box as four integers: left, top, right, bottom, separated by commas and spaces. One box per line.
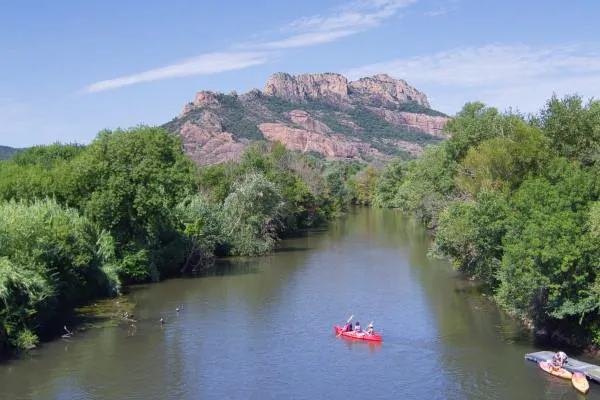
163, 72, 451, 165
0, 146, 20, 160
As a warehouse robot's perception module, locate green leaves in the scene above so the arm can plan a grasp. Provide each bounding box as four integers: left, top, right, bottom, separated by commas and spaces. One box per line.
497, 164, 600, 324
539, 94, 600, 165
435, 189, 508, 286
455, 122, 551, 196
0, 199, 118, 352
373, 93, 600, 345
71, 126, 197, 282
222, 172, 285, 256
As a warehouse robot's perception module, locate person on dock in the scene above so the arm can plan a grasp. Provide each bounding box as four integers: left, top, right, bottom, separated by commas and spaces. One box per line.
551, 351, 568, 368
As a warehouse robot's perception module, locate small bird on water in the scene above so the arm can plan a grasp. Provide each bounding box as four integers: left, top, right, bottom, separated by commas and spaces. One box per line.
62, 325, 73, 338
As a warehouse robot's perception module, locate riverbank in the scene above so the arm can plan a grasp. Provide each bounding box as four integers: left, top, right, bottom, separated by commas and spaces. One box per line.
0, 129, 371, 357
369, 95, 600, 352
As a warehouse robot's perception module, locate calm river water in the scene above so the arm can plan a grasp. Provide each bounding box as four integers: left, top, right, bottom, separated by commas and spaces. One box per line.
1, 207, 598, 399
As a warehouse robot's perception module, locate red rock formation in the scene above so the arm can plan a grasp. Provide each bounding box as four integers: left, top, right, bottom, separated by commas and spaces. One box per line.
367, 107, 450, 138
193, 91, 220, 108
258, 123, 356, 158
398, 112, 450, 138
264, 72, 349, 104
164, 71, 452, 165
349, 74, 430, 108
179, 121, 247, 165
257, 123, 395, 159
284, 110, 332, 135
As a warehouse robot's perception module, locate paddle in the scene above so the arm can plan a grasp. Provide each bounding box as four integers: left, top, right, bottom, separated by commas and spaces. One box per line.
337, 315, 354, 337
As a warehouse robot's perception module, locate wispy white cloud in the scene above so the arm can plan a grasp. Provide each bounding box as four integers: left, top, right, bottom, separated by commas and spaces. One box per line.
243, 0, 417, 49
425, 9, 447, 17
82, 52, 268, 93
82, 0, 419, 93
345, 43, 600, 113
424, 0, 459, 17
260, 30, 358, 49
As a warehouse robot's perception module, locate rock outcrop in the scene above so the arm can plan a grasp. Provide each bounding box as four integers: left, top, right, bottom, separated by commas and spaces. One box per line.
164, 72, 451, 165
367, 108, 449, 138
264, 72, 350, 105
349, 74, 430, 108
179, 121, 248, 165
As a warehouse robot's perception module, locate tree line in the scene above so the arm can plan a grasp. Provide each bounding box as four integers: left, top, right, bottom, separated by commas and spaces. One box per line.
0, 127, 366, 355
369, 94, 600, 348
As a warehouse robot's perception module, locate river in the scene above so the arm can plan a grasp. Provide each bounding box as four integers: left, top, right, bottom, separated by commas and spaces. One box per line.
0, 207, 598, 399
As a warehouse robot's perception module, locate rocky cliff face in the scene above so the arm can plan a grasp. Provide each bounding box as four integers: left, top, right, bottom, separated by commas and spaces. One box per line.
263, 72, 430, 109
163, 72, 451, 165
264, 72, 350, 104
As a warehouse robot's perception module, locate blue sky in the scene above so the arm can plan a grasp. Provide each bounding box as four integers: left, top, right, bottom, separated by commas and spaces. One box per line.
1, 0, 599, 147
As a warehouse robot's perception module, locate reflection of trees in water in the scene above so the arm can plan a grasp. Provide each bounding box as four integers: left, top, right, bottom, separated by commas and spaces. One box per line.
371, 206, 539, 399
197, 258, 259, 277
0, 244, 319, 398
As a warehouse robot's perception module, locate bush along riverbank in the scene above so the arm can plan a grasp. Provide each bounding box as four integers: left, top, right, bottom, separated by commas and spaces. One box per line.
370, 94, 600, 351
0, 127, 368, 357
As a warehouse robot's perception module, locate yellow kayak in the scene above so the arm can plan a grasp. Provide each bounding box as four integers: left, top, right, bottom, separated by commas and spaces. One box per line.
539, 361, 573, 380
572, 372, 590, 394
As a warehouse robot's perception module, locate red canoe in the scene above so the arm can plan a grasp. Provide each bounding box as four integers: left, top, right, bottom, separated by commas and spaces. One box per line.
334, 326, 382, 342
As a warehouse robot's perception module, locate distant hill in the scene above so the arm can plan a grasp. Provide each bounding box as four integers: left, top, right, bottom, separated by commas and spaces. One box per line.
0, 145, 21, 160
162, 72, 451, 165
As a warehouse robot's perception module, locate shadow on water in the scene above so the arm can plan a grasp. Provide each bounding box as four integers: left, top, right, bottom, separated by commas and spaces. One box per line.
194, 258, 260, 277
274, 246, 314, 253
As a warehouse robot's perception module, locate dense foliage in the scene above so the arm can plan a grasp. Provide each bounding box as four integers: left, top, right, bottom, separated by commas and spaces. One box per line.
372, 94, 600, 347
0, 127, 367, 355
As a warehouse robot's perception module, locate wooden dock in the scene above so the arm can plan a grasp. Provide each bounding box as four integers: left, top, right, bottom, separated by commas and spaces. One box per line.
525, 351, 600, 383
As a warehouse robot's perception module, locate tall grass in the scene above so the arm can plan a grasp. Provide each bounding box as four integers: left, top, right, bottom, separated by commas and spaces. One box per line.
0, 198, 119, 353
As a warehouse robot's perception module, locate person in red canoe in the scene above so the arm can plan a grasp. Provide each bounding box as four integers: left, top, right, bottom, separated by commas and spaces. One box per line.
366, 323, 375, 335
354, 321, 362, 332
344, 321, 353, 332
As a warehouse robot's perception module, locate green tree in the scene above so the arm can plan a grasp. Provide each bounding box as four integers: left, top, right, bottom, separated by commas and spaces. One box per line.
444, 102, 520, 162
174, 194, 223, 272
395, 143, 457, 228
355, 165, 379, 205
0, 198, 118, 352
434, 189, 508, 286
455, 122, 551, 197
372, 158, 405, 208
221, 172, 286, 256
70, 126, 197, 282
496, 160, 600, 327
538, 94, 600, 165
